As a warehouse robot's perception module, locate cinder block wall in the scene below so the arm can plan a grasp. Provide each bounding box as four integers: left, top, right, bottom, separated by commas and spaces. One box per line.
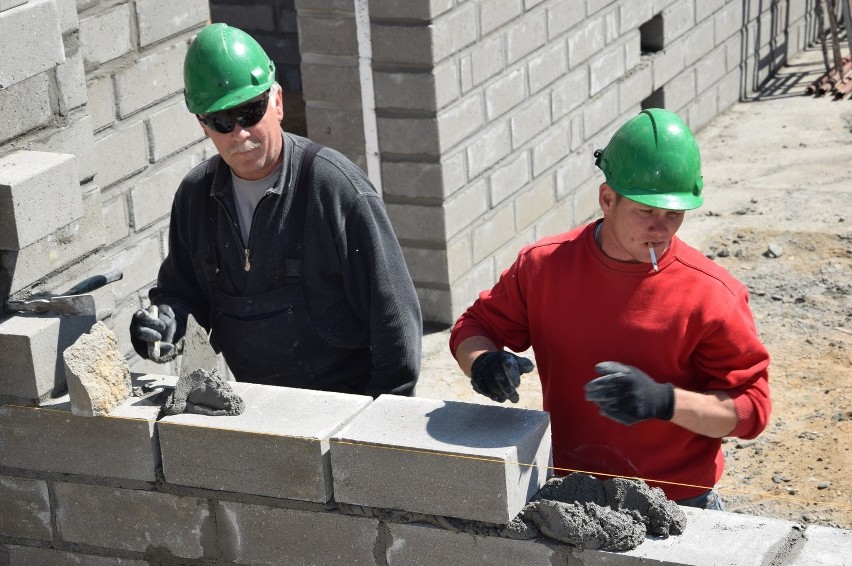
2, 378, 846, 565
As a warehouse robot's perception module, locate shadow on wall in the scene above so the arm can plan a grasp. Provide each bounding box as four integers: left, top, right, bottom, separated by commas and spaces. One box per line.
739, 0, 803, 100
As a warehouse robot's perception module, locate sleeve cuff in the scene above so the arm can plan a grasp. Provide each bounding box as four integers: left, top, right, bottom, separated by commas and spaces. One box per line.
729, 390, 757, 438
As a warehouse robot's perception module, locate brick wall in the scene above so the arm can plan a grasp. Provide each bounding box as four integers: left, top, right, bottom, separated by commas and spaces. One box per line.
1, 375, 846, 565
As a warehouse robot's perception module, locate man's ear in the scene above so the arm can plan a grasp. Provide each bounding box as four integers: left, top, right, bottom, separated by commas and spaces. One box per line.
599, 183, 615, 212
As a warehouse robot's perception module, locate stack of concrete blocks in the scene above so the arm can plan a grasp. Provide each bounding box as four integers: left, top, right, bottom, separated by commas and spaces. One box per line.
296, 0, 812, 324
1, 378, 848, 565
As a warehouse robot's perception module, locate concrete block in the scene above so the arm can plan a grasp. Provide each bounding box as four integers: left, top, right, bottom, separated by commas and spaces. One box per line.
54, 45, 87, 115
370, 23, 433, 66
447, 233, 473, 281
515, 175, 555, 230
619, 63, 654, 111
529, 41, 568, 93
0, 313, 94, 402
417, 285, 453, 325
590, 43, 626, 95
7, 546, 148, 566
101, 193, 129, 246
0, 0, 63, 89
485, 68, 526, 121
385, 203, 444, 242
22, 113, 97, 183
506, 11, 547, 65
94, 120, 148, 188
652, 40, 686, 89
0, 476, 51, 540
401, 245, 450, 286
789, 525, 852, 565
695, 0, 726, 22
695, 45, 727, 92
134, 0, 208, 47
64, 321, 131, 417
0, 0, 28, 13
0, 190, 105, 298
377, 116, 438, 156
298, 13, 358, 57
663, 0, 694, 44
431, 3, 478, 62
582, 87, 620, 138
0, 392, 160, 480
552, 65, 589, 120
87, 75, 116, 132
445, 179, 488, 239
480, 0, 523, 36
54, 482, 208, 557
531, 123, 569, 177
108, 236, 161, 300
473, 204, 515, 263
210, 3, 276, 33
373, 70, 437, 112
114, 40, 188, 118
0, 151, 82, 250
331, 395, 552, 524
665, 69, 696, 111
684, 19, 716, 66
567, 16, 605, 67
368, 0, 452, 20
158, 383, 372, 502
79, 3, 133, 67
437, 95, 484, 152
130, 155, 195, 230
511, 96, 551, 148
387, 522, 554, 565
0, 74, 52, 145
468, 34, 505, 88
547, 0, 584, 39
306, 106, 366, 153
216, 501, 378, 565
490, 152, 531, 206
54, 0, 77, 34
148, 103, 205, 162
466, 121, 511, 179
381, 160, 445, 201
302, 63, 361, 107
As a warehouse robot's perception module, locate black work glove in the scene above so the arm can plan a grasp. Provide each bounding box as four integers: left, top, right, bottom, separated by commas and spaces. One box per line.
470, 351, 535, 403
584, 361, 675, 425
130, 304, 182, 362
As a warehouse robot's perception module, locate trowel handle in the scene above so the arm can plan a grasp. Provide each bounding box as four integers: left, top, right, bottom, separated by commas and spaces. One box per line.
146, 304, 162, 359
64, 270, 123, 295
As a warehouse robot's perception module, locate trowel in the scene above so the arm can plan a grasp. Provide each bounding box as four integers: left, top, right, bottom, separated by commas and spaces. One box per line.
4, 270, 123, 316
140, 314, 218, 392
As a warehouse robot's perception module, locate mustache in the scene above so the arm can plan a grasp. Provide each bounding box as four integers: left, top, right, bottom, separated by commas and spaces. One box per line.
229, 140, 262, 155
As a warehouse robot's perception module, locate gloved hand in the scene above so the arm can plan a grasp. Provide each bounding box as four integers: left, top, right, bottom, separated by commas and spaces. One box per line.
585, 361, 675, 425
130, 304, 182, 362
470, 351, 535, 403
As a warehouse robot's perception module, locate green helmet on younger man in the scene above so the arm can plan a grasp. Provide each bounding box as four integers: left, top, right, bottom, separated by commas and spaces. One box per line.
183, 23, 276, 115
594, 108, 704, 210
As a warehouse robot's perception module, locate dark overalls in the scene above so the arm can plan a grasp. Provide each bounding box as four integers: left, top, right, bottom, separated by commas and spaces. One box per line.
202, 143, 371, 393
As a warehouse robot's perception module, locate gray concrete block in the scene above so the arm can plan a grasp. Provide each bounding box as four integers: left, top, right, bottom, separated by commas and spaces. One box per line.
695, 46, 727, 93
582, 87, 619, 138
552, 65, 589, 120
590, 43, 626, 95
505, 11, 547, 65
0, 476, 51, 540
466, 121, 511, 178
0, 313, 94, 402
695, 0, 726, 22
54, 46, 87, 115
0, 151, 82, 250
216, 501, 378, 565
94, 120, 148, 188
370, 23, 433, 66
130, 155, 195, 230
108, 236, 161, 299
134, 0, 207, 47
23, 113, 97, 183
114, 41, 188, 118
663, 0, 695, 44
684, 20, 716, 66
547, 0, 584, 39
510, 96, 551, 148
0, 0, 63, 89
467, 34, 504, 88
401, 245, 449, 286
652, 40, 686, 90
619, 63, 653, 111
387, 522, 554, 565
567, 16, 605, 67
431, 3, 478, 62
54, 0, 78, 34
0, 189, 105, 297
0, 392, 160, 481
305, 107, 366, 154
531, 123, 569, 177
515, 175, 555, 230
665, 69, 696, 112
0, 0, 28, 13
86, 75, 116, 132
210, 3, 276, 33
298, 13, 358, 57
0, 74, 52, 145
79, 3, 133, 67
381, 160, 445, 201
369, 0, 453, 20
473, 204, 515, 263
490, 152, 530, 206
373, 70, 437, 112
331, 395, 552, 524
7, 545, 148, 566
302, 63, 361, 107
101, 192, 129, 246
445, 179, 488, 239
54, 482, 208, 558
480, 0, 523, 36
158, 383, 372, 502
64, 321, 132, 417
147, 102, 205, 162
529, 42, 568, 94
376, 116, 439, 156
485, 68, 526, 121
437, 95, 483, 152
789, 525, 852, 565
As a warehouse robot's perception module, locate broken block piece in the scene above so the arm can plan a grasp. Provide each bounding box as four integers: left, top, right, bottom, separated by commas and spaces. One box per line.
63, 321, 131, 416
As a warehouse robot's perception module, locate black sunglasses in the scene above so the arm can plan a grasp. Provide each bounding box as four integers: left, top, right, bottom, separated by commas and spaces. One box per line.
197, 90, 270, 134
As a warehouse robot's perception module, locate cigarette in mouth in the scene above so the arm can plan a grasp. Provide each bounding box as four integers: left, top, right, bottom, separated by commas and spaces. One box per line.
648, 242, 659, 272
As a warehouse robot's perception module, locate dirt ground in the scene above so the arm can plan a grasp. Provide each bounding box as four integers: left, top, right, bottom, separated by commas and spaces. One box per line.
415, 45, 851, 530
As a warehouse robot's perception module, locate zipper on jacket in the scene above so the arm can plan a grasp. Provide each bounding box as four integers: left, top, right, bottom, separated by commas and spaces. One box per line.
243, 249, 251, 272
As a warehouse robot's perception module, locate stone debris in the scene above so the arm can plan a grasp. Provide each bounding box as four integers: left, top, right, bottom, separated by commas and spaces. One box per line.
503, 473, 687, 552
62, 321, 132, 417
163, 368, 244, 416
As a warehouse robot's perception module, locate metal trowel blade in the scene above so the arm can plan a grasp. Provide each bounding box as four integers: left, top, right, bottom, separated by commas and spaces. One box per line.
179, 314, 219, 379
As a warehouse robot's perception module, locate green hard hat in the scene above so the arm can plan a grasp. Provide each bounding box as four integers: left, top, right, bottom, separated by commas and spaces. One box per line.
184, 23, 276, 114
595, 108, 704, 210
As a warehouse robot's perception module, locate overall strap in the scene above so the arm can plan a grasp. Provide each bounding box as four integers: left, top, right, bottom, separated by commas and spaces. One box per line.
285, 142, 322, 284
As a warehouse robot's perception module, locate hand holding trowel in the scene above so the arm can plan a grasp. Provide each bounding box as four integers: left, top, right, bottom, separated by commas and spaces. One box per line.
4, 270, 123, 316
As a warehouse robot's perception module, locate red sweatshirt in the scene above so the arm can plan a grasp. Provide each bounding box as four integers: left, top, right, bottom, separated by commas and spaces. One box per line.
450, 221, 771, 500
